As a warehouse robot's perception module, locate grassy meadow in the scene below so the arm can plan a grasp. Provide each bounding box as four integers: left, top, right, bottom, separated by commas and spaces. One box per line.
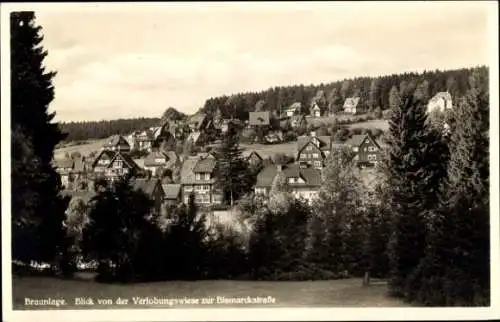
12, 276, 408, 309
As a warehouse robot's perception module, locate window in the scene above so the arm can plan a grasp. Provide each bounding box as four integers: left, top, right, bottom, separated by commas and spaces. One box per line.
368, 154, 377, 161
306, 145, 312, 151
196, 173, 201, 180
114, 160, 123, 168
204, 173, 210, 180
312, 153, 319, 158
368, 146, 378, 152
314, 161, 322, 167
288, 177, 295, 183
300, 154, 306, 159
352, 147, 359, 152
203, 185, 210, 191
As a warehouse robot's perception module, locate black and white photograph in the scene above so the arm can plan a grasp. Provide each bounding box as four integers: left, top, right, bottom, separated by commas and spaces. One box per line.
1, 1, 499, 321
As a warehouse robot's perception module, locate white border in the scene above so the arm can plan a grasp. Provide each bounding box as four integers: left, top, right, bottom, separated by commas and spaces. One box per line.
1, 2, 499, 321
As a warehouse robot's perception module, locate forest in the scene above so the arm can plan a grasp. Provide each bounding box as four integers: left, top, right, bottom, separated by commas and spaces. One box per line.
202, 66, 487, 119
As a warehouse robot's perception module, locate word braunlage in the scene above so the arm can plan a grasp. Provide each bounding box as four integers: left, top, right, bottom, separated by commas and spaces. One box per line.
24, 296, 277, 307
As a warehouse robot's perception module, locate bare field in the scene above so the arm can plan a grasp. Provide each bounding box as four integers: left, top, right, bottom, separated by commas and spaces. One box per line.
54, 139, 106, 159
12, 276, 408, 309
348, 120, 389, 131
241, 142, 297, 159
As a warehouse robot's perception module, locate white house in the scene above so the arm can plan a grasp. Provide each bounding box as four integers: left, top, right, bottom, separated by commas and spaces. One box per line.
427, 92, 453, 113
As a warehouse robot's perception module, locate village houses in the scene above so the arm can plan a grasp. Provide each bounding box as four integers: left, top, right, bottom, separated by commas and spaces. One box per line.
179, 153, 223, 206
342, 133, 382, 166
143, 151, 180, 177
296, 132, 332, 170
254, 163, 322, 204
102, 135, 131, 152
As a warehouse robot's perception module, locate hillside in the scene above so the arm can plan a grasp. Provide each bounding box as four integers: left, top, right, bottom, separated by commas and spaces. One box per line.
202, 66, 488, 119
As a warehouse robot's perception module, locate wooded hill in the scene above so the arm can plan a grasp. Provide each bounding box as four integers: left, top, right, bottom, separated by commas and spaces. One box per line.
202, 66, 488, 119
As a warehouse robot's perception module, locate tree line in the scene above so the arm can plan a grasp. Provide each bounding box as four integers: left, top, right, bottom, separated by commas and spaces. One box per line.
59, 117, 161, 143
202, 66, 487, 120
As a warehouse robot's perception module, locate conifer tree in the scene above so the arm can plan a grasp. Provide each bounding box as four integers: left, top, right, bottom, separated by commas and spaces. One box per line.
384, 84, 449, 297
214, 127, 251, 205
10, 12, 68, 265
415, 70, 490, 305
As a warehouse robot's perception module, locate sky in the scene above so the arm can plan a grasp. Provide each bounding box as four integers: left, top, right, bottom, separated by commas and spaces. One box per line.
22, 1, 494, 122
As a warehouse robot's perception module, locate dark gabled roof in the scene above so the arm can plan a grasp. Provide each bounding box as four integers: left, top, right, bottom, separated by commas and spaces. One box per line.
107, 152, 141, 171
249, 111, 270, 126
91, 150, 116, 168
343, 97, 360, 109
344, 134, 368, 147
144, 151, 168, 167
255, 164, 278, 187
104, 135, 130, 148
162, 183, 181, 199
193, 157, 216, 173
255, 163, 322, 188
246, 151, 263, 161
180, 154, 217, 185
132, 178, 160, 196
297, 135, 332, 154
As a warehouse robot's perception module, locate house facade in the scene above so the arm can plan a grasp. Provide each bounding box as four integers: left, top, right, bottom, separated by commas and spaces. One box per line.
104, 152, 141, 182
343, 97, 361, 114
254, 163, 321, 204
180, 153, 223, 206
310, 103, 322, 117
343, 133, 382, 166
284, 102, 301, 117
296, 132, 332, 169
427, 91, 453, 113
54, 158, 74, 189
91, 150, 116, 177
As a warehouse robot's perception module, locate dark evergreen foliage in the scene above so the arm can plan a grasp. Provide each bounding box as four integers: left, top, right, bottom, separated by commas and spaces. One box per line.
10, 12, 68, 267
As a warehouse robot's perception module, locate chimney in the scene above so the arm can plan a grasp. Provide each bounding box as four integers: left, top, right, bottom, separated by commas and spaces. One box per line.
277, 164, 282, 172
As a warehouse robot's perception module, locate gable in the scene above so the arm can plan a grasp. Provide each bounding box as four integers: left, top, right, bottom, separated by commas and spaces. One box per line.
299, 141, 321, 155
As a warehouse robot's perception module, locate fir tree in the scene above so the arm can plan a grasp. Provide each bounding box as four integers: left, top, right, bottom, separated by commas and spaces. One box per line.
416, 70, 490, 305
384, 85, 449, 298
214, 127, 252, 205
10, 12, 68, 266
